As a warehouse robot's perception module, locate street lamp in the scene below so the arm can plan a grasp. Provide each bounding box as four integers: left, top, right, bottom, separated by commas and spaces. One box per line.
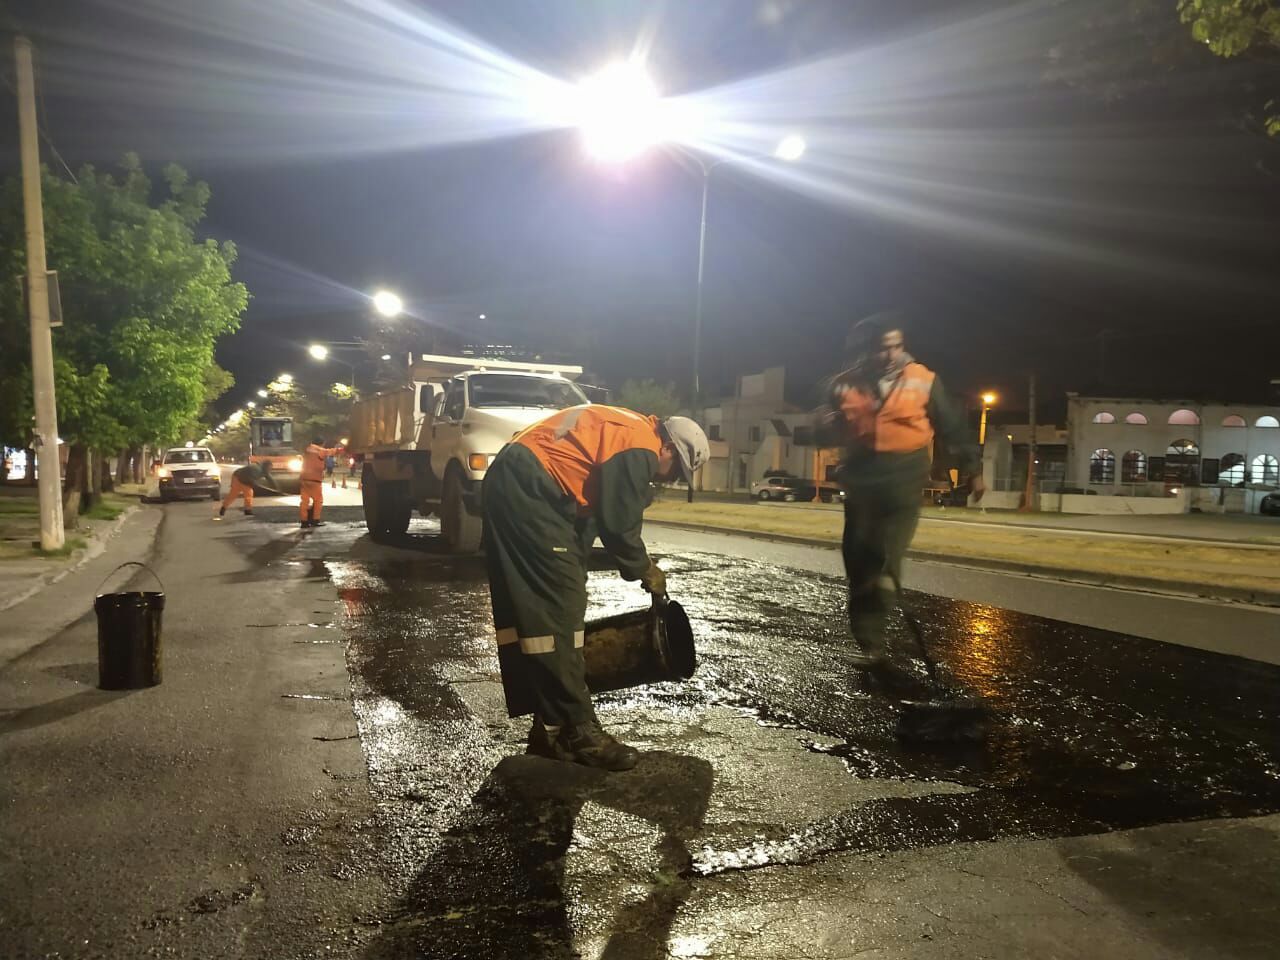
979, 392, 997, 446
372, 289, 403, 318
308, 342, 357, 389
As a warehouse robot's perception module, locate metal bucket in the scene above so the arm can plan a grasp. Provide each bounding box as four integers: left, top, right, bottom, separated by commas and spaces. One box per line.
583, 596, 696, 694
94, 561, 165, 690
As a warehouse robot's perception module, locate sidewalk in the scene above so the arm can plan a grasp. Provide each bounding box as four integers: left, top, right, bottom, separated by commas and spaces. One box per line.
0, 488, 145, 613
646, 497, 1280, 605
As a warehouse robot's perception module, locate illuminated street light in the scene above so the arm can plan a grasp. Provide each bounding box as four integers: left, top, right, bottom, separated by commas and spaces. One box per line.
775, 135, 807, 162
478, 313, 486, 320
278, 372, 293, 383
372, 289, 403, 318
257, 389, 268, 398
380, 354, 392, 361
979, 392, 997, 446
308, 343, 329, 361
577, 60, 666, 162
246, 401, 256, 409
309, 341, 356, 390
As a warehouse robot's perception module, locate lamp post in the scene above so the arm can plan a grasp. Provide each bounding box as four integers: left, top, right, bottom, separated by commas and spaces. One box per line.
308, 342, 358, 390
979, 391, 997, 446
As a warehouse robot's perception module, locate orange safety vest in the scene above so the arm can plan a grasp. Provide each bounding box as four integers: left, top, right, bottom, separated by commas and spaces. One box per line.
835, 362, 936, 454
513, 405, 662, 511
301, 444, 333, 482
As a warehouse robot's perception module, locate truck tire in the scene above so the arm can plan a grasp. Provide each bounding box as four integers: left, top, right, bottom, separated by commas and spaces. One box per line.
362, 466, 411, 541
441, 467, 482, 554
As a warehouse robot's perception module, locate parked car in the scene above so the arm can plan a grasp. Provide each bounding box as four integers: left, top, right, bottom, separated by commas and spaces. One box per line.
154, 446, 221, 502
816, 483, 845, 504
751, 476, 816, 502
1261, 493, 1280, 517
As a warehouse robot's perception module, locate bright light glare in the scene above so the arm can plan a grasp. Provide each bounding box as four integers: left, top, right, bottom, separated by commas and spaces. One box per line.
774, 135, 806, 161
278, 373, 293, 383
372, 290, 403, 317
257, 389, 268, 398
380, 353, 392, 361
246, 401, 256, 409
309, 344, 329, 361
982, 392, 997, 405
576, 61, 667, 162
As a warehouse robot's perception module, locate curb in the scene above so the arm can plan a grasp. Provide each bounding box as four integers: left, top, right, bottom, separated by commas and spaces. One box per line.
0, 502, 141, 614
647, 519, 1280, 609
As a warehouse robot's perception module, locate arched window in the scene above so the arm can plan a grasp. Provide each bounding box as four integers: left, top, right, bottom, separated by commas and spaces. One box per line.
1256, 415, 1280, 428
1165, 439, 1200, 486
1167, 439, 1199, 457
1167, 409, 1200, 426
1253, 454, 1279, 485
1121, 450, 1146, 483
1124, 412, 1148, 425
1222, 415, 1246, 428
1218, 453, 1246, 486
1090, 448, 1116, 484
1092, 412, 1116, 424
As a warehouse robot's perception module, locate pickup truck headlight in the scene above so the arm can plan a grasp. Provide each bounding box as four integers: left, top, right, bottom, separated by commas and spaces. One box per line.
468, 453, 495, 471
156, 467, 170, 478
287, 457, 303, 472
206, 466, 221, 477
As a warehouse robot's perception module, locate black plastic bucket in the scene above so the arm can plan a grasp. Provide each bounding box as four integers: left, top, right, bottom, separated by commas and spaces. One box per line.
583, 596, 697, 694
95, 561, 165, 690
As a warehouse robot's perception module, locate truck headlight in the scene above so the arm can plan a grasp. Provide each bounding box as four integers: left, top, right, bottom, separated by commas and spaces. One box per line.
156, 467, 169, 478
287, 457, 303, 472
206, 466, 221, 477
468, 453, 495, 471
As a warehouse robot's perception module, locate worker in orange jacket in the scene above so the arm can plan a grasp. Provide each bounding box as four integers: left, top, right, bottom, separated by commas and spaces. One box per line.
483, 405, 710, 772
818, 311, 984, 693
300, 437, 342, 528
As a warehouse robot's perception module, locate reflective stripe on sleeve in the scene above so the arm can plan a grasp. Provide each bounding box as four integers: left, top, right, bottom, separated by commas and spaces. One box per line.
496, 627, 518, 646
573, 630, 584, 648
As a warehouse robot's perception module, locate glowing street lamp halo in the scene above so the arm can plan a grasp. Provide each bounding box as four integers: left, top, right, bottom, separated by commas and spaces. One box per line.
308, 343, 329, 361
372, 289, 403, 318
774, 134, 807, 162
982, 392, 997, 406
577, 59, 668, 162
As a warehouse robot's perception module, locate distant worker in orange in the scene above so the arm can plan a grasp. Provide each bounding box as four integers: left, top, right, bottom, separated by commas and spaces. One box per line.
218, 461, 276, 519
300, 436, 342, 528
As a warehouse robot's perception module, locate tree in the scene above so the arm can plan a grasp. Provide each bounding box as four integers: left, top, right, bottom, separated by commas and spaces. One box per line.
0, 155, 248, 516
615, 379, 683, 419
1179, 0, 1280, 133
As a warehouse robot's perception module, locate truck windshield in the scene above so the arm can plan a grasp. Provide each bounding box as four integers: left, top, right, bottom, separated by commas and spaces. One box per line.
468, 375, 587, 410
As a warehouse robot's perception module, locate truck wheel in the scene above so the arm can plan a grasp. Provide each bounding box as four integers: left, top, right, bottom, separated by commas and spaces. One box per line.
441, 468, 482, 554
362, 467, 411, 541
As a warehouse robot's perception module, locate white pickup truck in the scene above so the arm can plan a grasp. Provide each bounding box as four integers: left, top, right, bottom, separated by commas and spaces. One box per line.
348, 353, 588, 551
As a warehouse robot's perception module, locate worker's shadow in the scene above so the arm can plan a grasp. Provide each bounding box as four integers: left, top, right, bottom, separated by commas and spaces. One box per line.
364, 750, 714, 960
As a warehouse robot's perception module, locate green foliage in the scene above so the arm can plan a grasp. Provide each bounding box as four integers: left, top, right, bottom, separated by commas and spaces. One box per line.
615, 379, 683, 419
0, 155, 249, 451
1179, 0, 1280, 57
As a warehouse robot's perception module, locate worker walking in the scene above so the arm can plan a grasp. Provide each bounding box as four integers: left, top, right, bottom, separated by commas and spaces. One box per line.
818, 311, 984, 693
300, 437, 341, 528
218, 461, 275, 519
482, 405, 710, 772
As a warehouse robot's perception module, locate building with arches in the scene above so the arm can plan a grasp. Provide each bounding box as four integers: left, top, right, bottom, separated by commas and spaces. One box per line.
1066, 395, 1280, 514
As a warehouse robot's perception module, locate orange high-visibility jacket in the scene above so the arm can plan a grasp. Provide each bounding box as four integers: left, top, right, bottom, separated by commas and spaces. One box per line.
835, 362, 936, 454
301, 444, 338, 483
513, 404, 662, 512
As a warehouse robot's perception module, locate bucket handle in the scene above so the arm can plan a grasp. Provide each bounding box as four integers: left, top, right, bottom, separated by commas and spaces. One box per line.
97, 560, 165, 597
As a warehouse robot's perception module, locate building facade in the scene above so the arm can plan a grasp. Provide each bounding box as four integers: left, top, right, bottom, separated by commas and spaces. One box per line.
1066, 395, 1280, 513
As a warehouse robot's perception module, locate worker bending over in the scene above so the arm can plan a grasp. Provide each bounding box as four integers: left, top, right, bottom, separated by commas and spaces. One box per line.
483, 404, 710, 772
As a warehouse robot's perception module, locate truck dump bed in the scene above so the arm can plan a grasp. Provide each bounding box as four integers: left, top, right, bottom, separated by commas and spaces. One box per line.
349, 386, 421, 451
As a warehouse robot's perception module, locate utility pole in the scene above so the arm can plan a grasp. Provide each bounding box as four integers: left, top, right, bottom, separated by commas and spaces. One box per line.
14, 36, 64, 549
1020, 372, 1039, 512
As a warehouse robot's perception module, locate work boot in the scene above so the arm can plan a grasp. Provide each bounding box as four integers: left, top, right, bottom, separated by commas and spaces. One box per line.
560, 720, 639, 772
299, 520, 309, 529
218, 506, 226, 519
526, 717, 570, 761
863, 659, 934, 702
243, 508, 253, 516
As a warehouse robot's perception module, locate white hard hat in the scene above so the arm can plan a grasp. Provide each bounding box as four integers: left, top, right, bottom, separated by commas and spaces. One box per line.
662, 416, 710, 483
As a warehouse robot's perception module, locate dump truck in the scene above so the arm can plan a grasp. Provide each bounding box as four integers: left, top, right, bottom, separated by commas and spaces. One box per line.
348, 353, 588, 551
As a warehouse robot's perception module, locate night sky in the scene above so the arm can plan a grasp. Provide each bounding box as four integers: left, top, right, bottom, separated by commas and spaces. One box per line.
3, 0, 1279, 422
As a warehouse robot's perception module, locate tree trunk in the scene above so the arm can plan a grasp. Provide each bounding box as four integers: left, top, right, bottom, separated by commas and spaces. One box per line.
83, 449, 101, 511
23, 448, 37, 486
136, 444, 150, 484
116, 448, 132, 485
62, 443, 85, 526
100, 452, 114, 494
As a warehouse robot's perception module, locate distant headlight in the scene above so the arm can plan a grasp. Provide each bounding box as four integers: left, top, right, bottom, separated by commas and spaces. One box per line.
468, 453, 496, 471
287, 457, 303, 472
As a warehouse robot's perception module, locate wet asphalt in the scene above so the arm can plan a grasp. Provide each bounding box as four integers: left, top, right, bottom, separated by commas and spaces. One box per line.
236, 502, 1280, 959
